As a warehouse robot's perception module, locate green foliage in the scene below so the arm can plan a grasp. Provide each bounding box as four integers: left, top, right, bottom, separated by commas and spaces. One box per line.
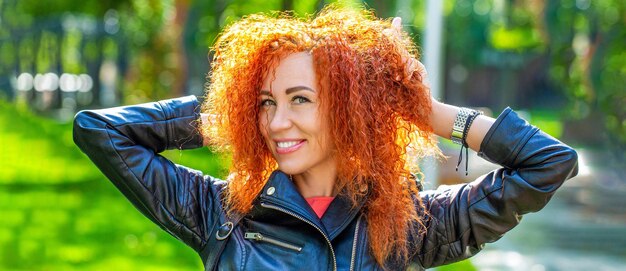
14, 0, 126, 17
489, 25, 541, 51
444, 0, 625, 162
528, 109, 564, 139
61, 31, 87, 74
543, 0, 626, 159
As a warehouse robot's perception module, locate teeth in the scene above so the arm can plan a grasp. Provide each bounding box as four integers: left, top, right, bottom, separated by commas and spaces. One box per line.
277, 141, 300, 148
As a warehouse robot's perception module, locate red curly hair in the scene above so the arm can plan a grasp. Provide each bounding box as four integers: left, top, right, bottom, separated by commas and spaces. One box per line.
202, 5, 437, 267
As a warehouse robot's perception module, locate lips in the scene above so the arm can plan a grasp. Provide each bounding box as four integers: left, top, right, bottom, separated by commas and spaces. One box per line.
275, 139, 306, 154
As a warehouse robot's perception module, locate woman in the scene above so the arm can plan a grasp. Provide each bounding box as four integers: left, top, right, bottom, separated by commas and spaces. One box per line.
73, 6, 578, 271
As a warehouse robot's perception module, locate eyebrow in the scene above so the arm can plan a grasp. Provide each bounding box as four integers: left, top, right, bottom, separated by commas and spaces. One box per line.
259, 86, 315, 96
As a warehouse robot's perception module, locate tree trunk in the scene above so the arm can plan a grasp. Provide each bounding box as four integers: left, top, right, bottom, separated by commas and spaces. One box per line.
282, 0, 293, 11
172, 0, 190, 97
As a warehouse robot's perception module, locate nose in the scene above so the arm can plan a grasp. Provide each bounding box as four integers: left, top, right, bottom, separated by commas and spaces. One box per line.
268, 105, 293, 133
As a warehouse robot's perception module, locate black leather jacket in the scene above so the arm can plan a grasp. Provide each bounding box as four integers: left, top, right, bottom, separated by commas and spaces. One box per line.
73, 95, 578, 270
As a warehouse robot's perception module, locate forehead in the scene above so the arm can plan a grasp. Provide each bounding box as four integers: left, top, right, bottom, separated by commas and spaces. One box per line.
261, 52, 317, 92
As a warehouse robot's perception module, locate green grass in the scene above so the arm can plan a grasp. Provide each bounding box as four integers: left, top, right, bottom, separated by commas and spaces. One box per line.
0, 100, 228, 184
0, 101, 100, 184
0, 100, 227, 270
437, 259, 478, 271
0, 187, 204, 270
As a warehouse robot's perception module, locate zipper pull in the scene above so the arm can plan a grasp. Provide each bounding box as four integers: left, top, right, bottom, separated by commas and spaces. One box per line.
244, 232, 303, 252
244, 232, 263, 241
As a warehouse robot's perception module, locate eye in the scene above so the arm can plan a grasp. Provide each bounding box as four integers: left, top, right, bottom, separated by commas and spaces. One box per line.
292, 96, 311, 104
259, 98, 276, 107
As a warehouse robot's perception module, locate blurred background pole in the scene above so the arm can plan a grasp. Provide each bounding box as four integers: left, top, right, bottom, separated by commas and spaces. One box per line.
422, 0, 444, 188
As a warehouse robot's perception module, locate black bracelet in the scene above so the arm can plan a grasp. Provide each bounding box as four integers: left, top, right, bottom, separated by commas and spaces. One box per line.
456, 111, 482, 176
462, 111, 480, 146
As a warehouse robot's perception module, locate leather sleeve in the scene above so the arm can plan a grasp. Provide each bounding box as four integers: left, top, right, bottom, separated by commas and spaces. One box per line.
72, 95, 216, 251
415, 107, 579, 268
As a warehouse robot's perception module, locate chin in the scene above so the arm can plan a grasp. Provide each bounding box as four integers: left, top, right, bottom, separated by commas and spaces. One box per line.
276, 162, 305, 175
277, 167, 302, 176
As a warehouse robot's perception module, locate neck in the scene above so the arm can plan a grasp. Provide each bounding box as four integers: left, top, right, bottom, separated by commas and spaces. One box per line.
291, 161, 337, 198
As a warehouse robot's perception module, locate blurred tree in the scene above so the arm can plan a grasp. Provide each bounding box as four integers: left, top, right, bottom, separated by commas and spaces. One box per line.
443, 0, 625, 163
118, 0, 177, 103
3, 0, 624, 162
0, 0, 182, 105
0, 0, 127, 108
182, 0, 324, 98
172, 0, 190, 98
537, 0, 626, 162
365, 0, 395, 17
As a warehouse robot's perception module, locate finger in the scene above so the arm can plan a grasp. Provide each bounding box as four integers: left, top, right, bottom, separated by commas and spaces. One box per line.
415, 61, 430, 87
403, 58, 419, 81
415, 61, 427, 75
392, 17, 402, 30
407, 59, 418, 74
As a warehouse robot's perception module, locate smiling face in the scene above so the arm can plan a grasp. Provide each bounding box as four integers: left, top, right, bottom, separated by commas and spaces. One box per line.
258, 52, 335, 176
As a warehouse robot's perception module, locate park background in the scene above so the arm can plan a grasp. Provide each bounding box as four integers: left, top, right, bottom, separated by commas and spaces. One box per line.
0, 0, 624, 270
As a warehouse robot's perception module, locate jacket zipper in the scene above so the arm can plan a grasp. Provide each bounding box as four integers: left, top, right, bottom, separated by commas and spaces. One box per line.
349, 214, 363, 271
244, 232, 303, 252
261, 202, 337, 271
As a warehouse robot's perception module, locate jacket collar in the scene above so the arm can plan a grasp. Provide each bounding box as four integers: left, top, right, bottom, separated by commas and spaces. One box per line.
321, 189, 368, 240
255, 170, 368, 240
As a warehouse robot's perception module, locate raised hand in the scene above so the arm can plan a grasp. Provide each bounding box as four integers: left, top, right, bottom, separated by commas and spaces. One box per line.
383, 17, 429, 87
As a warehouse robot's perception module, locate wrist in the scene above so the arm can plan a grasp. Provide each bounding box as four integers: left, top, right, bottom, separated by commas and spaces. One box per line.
429, 100, 457, 139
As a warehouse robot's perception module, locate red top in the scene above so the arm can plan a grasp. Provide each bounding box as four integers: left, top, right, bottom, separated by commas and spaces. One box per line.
305, 196, 335, 218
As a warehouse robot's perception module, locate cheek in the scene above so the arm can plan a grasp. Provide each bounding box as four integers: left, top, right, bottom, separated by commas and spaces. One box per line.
312, 116, 334, 152
320, 130, 334, 153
